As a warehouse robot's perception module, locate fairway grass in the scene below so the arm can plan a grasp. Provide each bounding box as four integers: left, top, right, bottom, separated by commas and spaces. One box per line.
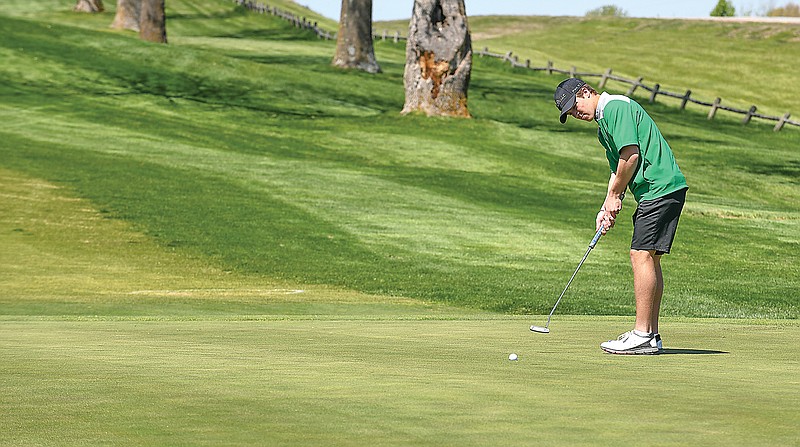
2, 316, 798, 446
4, 172, 792, 446
2, 5, 798, 317
0, 168, 474, 319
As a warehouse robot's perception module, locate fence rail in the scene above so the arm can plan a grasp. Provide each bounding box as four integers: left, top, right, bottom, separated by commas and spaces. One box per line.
477, 48, 797, 131
232, 0, 797, 131
232, 0, 409, 42
232, 0, 333, 37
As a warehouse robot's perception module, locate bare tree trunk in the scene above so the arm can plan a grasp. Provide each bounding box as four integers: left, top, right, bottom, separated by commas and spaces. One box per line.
332, 0, 381, 74
402, 0, 472, 117
139, 0, 167, 43
111, 0, 140, 31
74, 0, 104, 13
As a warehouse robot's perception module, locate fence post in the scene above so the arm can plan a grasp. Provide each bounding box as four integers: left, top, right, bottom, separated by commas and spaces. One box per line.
680, 90, 692, 110
481, 47, 488, 57
649, 83, 661, 103
382, 30, 387, 40
546, 61, 553, 75
569, 66, 576, 78
626, 77, 644, 96
598, 68, 612, 90
394, 31, 400, 43
708, 98, 722, 120
742, 106, 757, 124
774, 113, 791, 132
525, 59, 531, 68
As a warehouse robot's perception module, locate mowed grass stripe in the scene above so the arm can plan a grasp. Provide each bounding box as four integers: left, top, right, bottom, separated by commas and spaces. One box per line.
1, 13, 798, 315
4, 104, 796, 316
0, 167, 477, 317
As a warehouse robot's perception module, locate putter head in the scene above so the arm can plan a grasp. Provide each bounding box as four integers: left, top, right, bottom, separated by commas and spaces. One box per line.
530, 325, 550, 334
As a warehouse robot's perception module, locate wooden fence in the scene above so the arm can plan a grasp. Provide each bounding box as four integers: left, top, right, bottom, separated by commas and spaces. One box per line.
478, 48, 798, 131
232, 0, 797, 131
232, 0, 407, 42
232, 0, 331, 37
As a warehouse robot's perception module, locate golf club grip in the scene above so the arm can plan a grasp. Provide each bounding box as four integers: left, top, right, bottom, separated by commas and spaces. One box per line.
589, 228, 603, 249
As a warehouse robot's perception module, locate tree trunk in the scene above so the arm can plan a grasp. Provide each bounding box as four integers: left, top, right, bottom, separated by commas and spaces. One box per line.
332, 0, 381, 74
139, 0, 167, 43
402, 0, 472, 117
74, 0, 104, 13
111, 0, 140, 31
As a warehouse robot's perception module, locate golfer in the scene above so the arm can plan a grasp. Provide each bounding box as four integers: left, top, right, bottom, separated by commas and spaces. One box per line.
554, 78, 688, 354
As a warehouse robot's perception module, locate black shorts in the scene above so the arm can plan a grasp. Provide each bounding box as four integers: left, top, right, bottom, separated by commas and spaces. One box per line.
631, 188, 687, 255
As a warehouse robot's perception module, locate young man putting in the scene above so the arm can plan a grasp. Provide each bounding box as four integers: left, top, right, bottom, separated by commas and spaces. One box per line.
554, 78, 688, 355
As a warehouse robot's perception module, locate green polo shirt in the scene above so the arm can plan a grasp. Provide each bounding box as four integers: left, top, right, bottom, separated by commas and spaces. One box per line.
596, 93, 687, 202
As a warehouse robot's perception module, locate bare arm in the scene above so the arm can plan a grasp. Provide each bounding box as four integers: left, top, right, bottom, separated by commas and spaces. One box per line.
597, 145, 639, 232
606, 173, 617, 201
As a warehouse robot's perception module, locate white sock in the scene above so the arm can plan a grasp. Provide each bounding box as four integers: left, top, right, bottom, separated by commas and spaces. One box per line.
633, 330, 652, 338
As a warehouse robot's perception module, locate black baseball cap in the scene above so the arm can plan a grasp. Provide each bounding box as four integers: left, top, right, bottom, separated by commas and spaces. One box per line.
554, 78, 586, 123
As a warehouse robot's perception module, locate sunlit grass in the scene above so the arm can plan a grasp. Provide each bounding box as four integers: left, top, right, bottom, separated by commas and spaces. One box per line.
1, 1, 799, 445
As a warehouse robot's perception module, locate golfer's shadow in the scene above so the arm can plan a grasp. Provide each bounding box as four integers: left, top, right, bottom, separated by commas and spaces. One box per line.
660, 348, 728, 355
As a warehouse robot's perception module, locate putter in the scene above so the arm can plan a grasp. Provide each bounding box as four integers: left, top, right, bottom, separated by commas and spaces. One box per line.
530, 227, 604, 334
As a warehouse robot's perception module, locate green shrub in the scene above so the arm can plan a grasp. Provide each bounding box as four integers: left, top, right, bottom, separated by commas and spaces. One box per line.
711, 0, 736, 16
585, 5, 628, 17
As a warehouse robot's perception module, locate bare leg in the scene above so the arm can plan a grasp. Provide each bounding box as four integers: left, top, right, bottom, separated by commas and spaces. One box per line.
630, 250, 663, 334
652, 255, 663, 333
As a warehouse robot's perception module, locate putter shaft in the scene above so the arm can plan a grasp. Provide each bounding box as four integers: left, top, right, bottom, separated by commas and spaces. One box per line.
544, 244, 593, 328
535, 228, 603, 331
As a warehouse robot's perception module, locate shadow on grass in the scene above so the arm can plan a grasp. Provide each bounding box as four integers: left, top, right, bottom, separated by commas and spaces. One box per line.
742, 159, 800, 184
660, 348, 728, 355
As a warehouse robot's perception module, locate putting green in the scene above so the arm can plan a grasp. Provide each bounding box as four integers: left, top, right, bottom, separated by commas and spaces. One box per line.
2, 316, 797, 446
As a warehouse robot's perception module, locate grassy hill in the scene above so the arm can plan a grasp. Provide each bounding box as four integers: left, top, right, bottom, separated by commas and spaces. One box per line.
378, 14, 800, 118
2, 1, 799, 445
1, 0, 799, 318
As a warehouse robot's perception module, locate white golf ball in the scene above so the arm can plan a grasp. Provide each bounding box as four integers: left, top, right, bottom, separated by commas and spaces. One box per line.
508, 353, 518, 361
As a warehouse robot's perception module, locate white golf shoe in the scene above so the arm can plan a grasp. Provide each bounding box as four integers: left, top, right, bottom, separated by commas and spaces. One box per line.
601, 330, 659, 355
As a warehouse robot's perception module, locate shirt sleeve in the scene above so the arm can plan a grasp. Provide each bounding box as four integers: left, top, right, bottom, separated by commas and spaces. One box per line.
605, 101, 639, 152
597, 130, 617, 174
605, 151, 618, 174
